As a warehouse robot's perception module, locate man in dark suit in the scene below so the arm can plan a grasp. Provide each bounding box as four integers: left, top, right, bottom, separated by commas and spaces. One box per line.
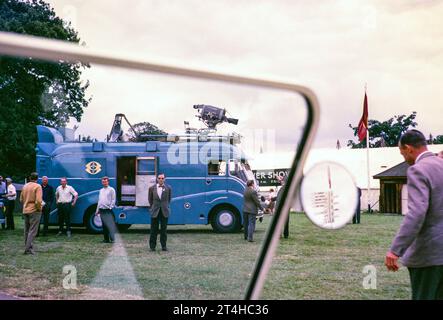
242, 180, 263, 242
38, 176, 54, 236
385, 129, 443, 299
148, 173, 172, 251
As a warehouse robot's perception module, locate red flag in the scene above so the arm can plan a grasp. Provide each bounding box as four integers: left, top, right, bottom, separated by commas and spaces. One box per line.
357, 92, 368, 142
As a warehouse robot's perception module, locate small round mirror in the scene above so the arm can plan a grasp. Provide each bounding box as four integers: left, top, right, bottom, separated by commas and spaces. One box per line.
300, 161, 358, 230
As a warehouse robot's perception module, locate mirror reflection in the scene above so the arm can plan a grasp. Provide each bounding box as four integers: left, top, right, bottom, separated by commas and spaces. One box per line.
0, 51, 308, 299
300, 161, 358, 230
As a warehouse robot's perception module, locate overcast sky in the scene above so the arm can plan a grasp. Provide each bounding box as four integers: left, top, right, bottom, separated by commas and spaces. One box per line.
46, 0, 443, 151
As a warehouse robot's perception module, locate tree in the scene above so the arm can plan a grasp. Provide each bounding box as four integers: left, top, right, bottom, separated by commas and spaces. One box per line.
431, 135, 443, 145
0, 0, 90, 180
127, 122, 168, 142
348, 112, 417, 148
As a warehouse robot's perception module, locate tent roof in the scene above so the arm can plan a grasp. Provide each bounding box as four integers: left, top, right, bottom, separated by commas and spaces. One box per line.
373, 161, 409, 179
247, 145, 443, 189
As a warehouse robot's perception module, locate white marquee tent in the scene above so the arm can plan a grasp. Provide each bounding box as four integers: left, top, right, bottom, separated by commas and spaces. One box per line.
248, 145, 443, 211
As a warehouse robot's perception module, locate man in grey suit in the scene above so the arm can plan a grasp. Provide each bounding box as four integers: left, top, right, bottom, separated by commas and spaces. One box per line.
243, 180, 263, 242
148, 173, 172, 251
385, 129, 443, 299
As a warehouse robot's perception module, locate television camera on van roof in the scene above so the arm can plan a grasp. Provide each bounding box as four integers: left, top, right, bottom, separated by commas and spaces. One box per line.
107, 105, 240, 144
193, 104, 239, 130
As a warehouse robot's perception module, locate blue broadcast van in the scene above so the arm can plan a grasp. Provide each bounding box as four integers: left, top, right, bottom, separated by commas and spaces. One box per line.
36, 125, 257, 233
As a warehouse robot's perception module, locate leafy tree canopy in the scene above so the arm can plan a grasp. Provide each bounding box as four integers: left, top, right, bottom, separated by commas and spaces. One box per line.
127, 122, 168, 142
0, 0, 90, 180
428, 134, 443, 145
348, 112, 418, 148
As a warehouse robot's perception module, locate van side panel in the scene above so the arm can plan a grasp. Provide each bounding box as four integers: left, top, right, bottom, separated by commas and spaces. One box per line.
36, 126, 247, 230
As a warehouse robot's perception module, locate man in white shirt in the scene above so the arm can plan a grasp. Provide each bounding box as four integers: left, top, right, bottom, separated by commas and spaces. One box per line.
4, 178, 16, 230
95, 176, 117, 243
55, 177, 78, 238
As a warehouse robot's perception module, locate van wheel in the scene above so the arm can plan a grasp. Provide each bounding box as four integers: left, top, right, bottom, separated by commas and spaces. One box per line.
211, 206, 240, 233
84, 205, 103, 234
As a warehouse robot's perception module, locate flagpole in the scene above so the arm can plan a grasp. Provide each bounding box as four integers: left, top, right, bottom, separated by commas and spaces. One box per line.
365, 84, 371, 213
366, 121, 371, 213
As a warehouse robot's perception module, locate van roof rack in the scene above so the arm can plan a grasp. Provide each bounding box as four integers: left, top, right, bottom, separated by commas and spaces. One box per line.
137, 132, 242, 145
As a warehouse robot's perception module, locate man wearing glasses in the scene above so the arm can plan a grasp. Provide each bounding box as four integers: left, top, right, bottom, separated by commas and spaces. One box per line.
148, 173, 172, 252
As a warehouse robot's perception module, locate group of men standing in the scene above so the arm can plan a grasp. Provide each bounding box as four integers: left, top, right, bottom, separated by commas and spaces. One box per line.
19, 173, 79, 254
15, 169, 266, 253
38, 176, 78, 237
17, 172, 173, 254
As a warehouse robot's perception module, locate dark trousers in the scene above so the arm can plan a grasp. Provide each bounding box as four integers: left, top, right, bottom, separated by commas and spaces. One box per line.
243, 212, 250, 240
353, 200, 361, 224
57, 203, 72, 232
408, 266, 443, 300
99, 209, 116, 242
247, 213, 256, 241
1, 203, 5, 229
243, 211, 256, 241
150, 210, 168, 249
5, 200, 15, 230
283, 214, 289, 238
24, 212, 41, 252
38, 204, 51, 235
353, 210, 360, 224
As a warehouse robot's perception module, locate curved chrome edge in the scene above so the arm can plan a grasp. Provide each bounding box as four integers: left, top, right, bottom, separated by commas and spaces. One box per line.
246, 92, 319, 299
0, 31, 317, 98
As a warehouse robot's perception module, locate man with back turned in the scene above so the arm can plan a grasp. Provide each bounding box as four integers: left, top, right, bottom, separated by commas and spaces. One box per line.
385, 129, 443, 299
20, 172, 42, 254
242, 180, 263, 242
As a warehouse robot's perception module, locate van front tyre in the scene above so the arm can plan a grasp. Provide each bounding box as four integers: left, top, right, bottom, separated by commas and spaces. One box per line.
84, 206, 103, 234
211, 207, 240, 233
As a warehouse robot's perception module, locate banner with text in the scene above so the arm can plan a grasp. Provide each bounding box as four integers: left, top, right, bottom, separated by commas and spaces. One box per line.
253, 168, 290, 187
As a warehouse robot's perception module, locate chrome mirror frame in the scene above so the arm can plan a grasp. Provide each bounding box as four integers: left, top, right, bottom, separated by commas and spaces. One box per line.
0, 31, 320, 299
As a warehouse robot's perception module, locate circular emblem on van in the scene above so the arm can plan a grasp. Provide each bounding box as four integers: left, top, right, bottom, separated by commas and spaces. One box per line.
85, 161, 102, 175
184, 202, 191, 210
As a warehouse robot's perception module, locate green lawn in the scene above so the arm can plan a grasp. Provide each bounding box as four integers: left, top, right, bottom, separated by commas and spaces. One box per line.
0, 213, 410, 299
263, 213, 410, 299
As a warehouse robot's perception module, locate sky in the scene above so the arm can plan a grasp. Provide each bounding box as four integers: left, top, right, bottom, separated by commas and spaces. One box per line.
45, 0, 443, 151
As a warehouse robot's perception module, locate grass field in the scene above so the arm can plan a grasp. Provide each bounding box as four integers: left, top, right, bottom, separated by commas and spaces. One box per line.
263, 213, 410, 299
0, 212, 410, 300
